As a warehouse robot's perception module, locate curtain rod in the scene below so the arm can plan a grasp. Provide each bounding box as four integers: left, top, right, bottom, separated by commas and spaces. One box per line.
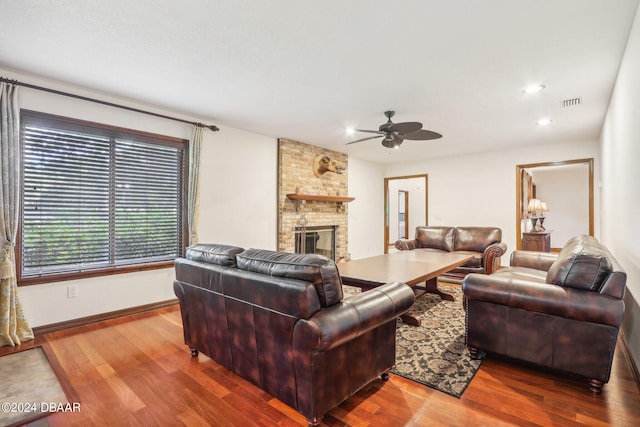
0, 76, 219, 131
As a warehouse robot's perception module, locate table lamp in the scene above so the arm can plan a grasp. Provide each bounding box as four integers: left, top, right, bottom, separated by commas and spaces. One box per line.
527, 198, 548, 231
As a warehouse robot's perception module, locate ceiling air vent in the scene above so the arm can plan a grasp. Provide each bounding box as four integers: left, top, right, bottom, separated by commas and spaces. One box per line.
562, 97, 582, 108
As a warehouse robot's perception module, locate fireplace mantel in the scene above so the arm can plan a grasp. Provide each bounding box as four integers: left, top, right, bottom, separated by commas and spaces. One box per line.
286, 193, 355, 203
287, 193, 355, 211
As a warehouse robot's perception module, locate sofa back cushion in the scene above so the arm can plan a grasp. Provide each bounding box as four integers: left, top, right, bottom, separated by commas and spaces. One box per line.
546, 235, 612, 292
186, 243, 244, 267
236, 249, 343, 307
454, 227, 502, 252
415, 226, 455, 252
222, 267, 322, 320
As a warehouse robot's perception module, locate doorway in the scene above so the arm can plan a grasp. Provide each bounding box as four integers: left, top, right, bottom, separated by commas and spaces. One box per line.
384, 174, 428, 253
398, 190, 409, 239
515, 158, 593, 250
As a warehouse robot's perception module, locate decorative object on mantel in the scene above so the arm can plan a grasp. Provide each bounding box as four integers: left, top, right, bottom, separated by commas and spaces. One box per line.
313, 155, 346, 178
527, 198, 549, 231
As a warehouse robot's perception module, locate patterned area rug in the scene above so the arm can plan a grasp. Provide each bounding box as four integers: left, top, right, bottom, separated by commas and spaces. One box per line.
0, 346, 69, 426
344, 283, 483, 398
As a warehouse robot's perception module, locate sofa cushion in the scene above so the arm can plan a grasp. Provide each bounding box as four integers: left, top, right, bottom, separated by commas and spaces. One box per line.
546, 235, 612, 292
451, 250, 483, 268
414, 247, 448, 255
454, 227, 502, 252
415, 226, 454, 252
493, 266, 548, 283
186, 244, 245, 267
236, 249, 343, 307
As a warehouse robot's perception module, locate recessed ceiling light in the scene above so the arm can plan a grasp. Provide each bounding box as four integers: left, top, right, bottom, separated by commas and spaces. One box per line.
345, 127, 355, 136
536, 118, 552, 126
524, 84, 545, 94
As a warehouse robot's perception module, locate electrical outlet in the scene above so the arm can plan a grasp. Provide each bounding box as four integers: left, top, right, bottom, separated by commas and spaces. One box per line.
67, 284, 78, 298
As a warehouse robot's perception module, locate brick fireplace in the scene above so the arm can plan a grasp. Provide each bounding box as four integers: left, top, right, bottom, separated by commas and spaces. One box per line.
278, 138, 350, 261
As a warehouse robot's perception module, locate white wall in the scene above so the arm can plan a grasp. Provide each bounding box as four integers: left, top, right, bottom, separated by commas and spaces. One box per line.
407, 178, 427, 235
5, 68, 278, 327
196, 125, 278, 249
347, 157, 384, 259
600, 4, 640, 370
383, 140, 600, 262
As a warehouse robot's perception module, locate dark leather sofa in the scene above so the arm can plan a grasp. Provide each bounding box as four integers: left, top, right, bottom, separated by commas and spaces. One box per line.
462, 235, 626, 394
173, 244, 415, 427
395, 226, 507, 281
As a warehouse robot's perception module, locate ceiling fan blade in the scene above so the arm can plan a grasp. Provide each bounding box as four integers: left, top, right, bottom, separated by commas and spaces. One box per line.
354, 129, 384, 134
402, 129, 443, 140
388, 121, 422, 134
346, 135, 383, 145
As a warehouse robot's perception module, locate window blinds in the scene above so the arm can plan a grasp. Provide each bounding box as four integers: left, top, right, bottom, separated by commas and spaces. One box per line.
21, 113, 184, 277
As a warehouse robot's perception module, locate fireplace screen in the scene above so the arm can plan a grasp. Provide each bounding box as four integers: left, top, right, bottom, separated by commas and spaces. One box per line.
294, 225, 336, 261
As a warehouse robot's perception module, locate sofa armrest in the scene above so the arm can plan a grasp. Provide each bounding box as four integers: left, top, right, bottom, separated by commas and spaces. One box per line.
293, 282, 415, 352
462, 273, 624, 327
482, 242, 507, 274
510, 250, 558, 271
395, 239, 418, 251
173, 280, 192, 347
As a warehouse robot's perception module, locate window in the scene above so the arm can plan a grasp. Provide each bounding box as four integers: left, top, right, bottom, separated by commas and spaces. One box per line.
19, 110, 187, 284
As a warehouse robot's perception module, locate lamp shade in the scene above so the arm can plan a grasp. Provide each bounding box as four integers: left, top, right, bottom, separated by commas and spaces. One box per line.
526, 198, 544, 211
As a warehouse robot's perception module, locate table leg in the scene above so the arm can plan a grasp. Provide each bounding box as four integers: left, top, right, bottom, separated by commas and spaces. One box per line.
422, 278, 455, 301
399, 313, 421, 326
399, 278, 454, 326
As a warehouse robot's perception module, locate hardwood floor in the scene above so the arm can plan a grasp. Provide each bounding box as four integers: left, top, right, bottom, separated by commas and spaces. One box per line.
3, 304, 640, 426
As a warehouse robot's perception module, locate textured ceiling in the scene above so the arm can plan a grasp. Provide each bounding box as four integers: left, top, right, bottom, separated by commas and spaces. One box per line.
1, 0, 638, 164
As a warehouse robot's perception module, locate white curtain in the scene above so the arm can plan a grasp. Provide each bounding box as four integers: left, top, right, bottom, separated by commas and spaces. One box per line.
187, 125, 203, 246
0, 82, 33, 346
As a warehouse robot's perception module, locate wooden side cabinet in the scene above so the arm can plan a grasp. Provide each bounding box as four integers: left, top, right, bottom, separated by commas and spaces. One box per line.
522, 231, 552, 252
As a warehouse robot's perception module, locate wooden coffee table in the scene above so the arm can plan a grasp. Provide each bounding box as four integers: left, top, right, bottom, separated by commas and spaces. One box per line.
337, 251, 473, 326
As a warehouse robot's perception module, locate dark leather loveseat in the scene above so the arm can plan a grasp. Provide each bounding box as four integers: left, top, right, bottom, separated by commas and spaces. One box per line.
173, 244, 415, 427
395, 226, 507, 282
463, 235, 626, 394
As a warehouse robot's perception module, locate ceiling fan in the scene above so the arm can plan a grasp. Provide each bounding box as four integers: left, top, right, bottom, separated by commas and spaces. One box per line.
346, 110, 442, 149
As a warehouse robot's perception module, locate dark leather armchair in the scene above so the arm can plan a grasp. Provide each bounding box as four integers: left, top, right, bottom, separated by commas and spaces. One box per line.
395, 226, 507, 281
463, 235, 626, 394
174, 244, 415, 426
